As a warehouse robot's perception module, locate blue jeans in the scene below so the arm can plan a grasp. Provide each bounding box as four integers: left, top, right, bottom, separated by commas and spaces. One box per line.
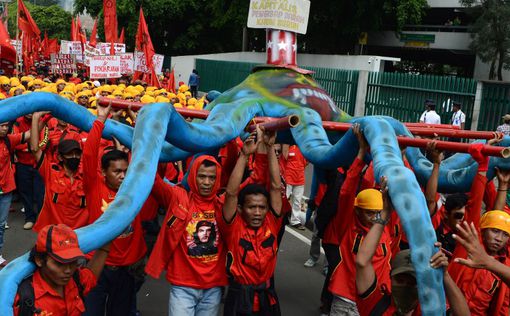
0, 192, 12, 252
15, 163, 44, 223
169, 285, 222, 316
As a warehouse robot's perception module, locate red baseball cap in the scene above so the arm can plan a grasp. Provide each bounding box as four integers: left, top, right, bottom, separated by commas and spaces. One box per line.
35, 224, 85, 263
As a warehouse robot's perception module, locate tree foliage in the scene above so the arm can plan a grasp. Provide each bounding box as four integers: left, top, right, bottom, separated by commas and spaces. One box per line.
74, 0, 427, 56
7, 2, 72, 40
461, 0, 510, 80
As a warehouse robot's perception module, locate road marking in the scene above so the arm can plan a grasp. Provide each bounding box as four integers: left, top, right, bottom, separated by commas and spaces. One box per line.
284, 226, 325, 255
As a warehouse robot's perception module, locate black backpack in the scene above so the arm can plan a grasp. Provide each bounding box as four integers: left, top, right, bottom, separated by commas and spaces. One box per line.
17, 271, 84, 316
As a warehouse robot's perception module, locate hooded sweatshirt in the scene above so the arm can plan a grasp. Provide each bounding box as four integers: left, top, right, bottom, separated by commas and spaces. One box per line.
146, 155, 228, 288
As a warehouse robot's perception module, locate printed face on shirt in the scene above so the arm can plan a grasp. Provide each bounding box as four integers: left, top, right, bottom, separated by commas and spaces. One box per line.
102, 159, 128, 190
196, 164, 217, 196
35, 255, 80, 288
0, 122, 9, 138
482, 228, 510, 255
186, 212, 219, 260
197, 225, 212, 243
239, 194, 269, 229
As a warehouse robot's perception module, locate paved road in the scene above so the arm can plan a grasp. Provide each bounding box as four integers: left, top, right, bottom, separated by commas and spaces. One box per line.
3, 197, 326, 316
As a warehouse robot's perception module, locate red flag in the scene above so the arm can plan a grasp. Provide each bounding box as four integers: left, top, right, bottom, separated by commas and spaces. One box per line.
135, 7, 159, 87
18, 0, 41, 71
166, 68, 175, 93
70, 17, 76, 41
0, 15, 12, 49
76, 17, 87, 45
103, 0, 117, 54
47, 38, 59, 56
118, 27, 125, 44
89, 18, 98, 47
18, 0, 40, 36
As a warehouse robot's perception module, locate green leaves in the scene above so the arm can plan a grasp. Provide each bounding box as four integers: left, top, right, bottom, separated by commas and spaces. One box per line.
7, 2, 72, 40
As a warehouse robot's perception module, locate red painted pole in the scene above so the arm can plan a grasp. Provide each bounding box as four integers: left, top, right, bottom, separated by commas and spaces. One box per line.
397, 137, 510, 158
96, 98, 508, 157
245, 115, 300, 133
405, 123, 460, 130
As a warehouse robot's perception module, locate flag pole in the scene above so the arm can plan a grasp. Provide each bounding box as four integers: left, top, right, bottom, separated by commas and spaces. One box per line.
15, 0, 19, 75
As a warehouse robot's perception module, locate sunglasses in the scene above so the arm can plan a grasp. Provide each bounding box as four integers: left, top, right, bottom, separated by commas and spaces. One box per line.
452, 212, 464, 220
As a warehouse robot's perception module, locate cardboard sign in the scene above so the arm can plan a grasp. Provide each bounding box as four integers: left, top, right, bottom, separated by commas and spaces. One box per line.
89, 55, 121, 79
97, 42, 126, 55
134, 51, 164, 74
119, 53, 134, 74
247, 0, 311, 34
60, 40, 83, 55
50, 54, 77, 74
83, 44, 100, 66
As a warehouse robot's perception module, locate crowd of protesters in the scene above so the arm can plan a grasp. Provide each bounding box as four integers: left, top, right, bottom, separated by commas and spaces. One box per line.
0, 73, 509, 316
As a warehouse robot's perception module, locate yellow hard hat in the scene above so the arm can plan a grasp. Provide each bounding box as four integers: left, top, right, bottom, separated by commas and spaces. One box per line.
354, 189, 383, 210
140, 95, 155, 104
178, 84, 189, 93
480, 211, 510, 235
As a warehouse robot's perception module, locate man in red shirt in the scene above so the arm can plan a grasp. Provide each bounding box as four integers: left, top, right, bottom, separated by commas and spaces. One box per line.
29, 112, 88, 232
146, 154, 227, 315
220, 126, 283, 315
81, 105, 147, 316
14, 114, 46, 230
355, 178, 470, 316
327, 125, 392, 316
447, 139, 510, 316
0, 122, 30, 267
283, 144, 307, 230
13, 224, 110, 316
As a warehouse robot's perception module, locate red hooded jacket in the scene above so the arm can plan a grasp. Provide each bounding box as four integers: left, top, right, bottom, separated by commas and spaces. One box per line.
146, 155, 228, 289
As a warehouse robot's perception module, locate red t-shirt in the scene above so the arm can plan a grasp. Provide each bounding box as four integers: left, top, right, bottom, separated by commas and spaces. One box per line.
0, 133, 23, 193
83, 120, 146, 266
326, 158, 392, 302
322, 158, 364, 245
146, 156, 228, 289
283, 145, 306, 186
13, 268, 97, 316
33, 154, 88, 232
449, 173, 510, 316
218, 210, 282, 311
14, 116, 37, 166
218, 210, 282, 285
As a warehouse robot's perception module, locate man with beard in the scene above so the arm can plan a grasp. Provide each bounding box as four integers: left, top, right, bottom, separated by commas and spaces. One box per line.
30, 112, 88, 232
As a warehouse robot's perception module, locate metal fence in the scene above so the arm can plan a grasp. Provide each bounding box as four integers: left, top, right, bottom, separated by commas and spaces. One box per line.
196, 59, 360, 115
365, 72, 478, 129
478, 82, 510, 132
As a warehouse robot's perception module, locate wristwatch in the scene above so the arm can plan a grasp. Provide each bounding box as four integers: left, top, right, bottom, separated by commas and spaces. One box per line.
372, 212, 388, 226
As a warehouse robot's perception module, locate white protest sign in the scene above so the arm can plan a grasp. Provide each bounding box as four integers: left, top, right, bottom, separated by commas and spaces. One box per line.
119, 53, 134, 74
134, 51, 164, 74
60, 40, 83, 55
97, 42, 126, 55
50, 54, 77, 74
89, 55, 121, 79
83, 44, 100, 66
247, 0, 310, 34
10, 40, 21, 56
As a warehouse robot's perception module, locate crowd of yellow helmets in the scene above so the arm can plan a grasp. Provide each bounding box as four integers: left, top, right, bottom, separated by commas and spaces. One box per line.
0, 75, 206, 116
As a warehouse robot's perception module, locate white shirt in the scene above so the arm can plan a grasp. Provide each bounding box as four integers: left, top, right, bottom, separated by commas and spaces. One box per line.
451, 110, 465, 127
419, 110, 441, 124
